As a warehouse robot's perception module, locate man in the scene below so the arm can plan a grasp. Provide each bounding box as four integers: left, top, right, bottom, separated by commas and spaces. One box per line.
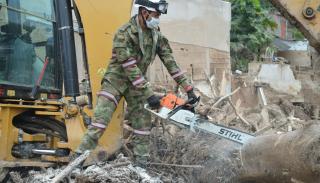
75, 0, 197, 164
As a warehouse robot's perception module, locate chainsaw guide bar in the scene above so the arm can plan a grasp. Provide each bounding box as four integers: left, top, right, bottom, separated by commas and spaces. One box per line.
145, 105, 255, 145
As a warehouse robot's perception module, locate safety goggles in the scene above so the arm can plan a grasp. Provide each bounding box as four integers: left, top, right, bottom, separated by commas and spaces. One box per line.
135, 0, 168, 14
157, 0, 168, 14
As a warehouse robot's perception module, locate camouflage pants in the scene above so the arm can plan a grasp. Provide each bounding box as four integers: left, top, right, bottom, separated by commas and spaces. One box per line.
76, 80, 151, 158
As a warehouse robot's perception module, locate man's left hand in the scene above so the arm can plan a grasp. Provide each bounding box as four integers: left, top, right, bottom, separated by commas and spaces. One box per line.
147, 95, 162, 109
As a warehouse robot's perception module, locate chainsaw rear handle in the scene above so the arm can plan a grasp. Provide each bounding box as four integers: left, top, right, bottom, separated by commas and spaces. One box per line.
167, 96, 200, 118
187, 96, 200, 106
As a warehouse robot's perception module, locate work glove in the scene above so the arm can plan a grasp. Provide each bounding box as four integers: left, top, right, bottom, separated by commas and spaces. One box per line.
147, 95, 161, 109
187, 89, 198, 105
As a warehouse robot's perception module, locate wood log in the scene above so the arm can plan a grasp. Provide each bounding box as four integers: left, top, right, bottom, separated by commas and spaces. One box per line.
9, 172, 23, 183
239, 121, 320, 182
51, 150, 90, 183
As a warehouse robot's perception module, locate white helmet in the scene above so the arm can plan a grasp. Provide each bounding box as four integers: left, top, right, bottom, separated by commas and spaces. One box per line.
134, 0, 168, 14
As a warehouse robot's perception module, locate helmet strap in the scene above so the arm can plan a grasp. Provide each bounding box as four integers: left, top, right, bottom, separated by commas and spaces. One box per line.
140, 9, 150, 27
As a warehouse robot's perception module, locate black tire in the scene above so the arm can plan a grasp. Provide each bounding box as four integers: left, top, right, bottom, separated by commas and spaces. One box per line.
13, 111, 68, 141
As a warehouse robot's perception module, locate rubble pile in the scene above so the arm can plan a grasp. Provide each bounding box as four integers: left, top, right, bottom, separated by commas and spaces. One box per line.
8, 154, 162, 183
146, 64, 317, 183
7, 62, 319, 183
194, 74, 314, 136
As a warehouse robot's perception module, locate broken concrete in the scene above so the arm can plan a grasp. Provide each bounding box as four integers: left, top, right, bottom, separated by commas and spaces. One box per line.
257, 63, 301, 95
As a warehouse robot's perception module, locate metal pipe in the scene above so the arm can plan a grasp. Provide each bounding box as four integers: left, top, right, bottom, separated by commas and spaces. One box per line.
257, 87, 267, 106
55, 0, 80, 97
32, 149, 57, 155
73, 1, 93, 108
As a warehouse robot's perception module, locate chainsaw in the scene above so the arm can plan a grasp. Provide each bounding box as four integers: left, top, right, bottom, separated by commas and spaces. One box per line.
145, 93, 255, 145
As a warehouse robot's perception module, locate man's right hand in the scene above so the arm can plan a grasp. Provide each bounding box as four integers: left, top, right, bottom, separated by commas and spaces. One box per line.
187, 89, 198, 104
147, 95, 161, 109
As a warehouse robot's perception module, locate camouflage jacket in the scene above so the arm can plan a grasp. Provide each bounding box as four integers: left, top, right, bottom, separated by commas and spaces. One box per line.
104, 15, 192, 98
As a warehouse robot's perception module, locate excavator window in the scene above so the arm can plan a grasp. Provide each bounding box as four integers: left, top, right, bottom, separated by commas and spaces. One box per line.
0, 0, 59, 91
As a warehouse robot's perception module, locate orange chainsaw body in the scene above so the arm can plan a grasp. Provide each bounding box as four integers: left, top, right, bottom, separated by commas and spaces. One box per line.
160, 93, 185, 109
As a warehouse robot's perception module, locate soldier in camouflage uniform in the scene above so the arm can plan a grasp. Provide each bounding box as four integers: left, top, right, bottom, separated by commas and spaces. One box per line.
75, 0, 197, 162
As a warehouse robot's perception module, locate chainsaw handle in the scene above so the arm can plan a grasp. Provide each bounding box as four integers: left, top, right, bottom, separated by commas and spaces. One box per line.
186, 96, 200, 107
167, 96, 200, 118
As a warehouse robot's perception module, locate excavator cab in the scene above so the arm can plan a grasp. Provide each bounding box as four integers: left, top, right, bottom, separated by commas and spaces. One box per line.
0, 0, 62, 100
0, 0, 129, 176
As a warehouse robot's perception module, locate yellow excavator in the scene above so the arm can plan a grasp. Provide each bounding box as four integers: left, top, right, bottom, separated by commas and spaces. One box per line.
0, 0, 319, 180
0, 0, 132, 176
269, 0, 320, 53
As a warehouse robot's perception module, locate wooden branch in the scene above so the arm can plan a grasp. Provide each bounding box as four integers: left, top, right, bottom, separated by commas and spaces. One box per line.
149, 162, 203, 169
254, 119, 277, 136
51, 150, 90, 183
213, 87, 240, 107
228, 98, 252, 127
208, 87, 241, 113
123, 145, 133, 156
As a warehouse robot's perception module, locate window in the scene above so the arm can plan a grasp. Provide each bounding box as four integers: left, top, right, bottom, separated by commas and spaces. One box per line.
0, 0, 58, 90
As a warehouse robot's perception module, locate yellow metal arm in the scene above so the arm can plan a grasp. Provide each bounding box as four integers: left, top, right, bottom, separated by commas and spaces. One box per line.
269, 0, 320, 52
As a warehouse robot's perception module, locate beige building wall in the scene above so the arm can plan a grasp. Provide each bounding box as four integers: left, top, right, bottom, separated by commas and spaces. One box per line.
159, 0, 231, 51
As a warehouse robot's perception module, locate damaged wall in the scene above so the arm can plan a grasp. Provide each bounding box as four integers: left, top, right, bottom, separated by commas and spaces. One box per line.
131, 0, 231, 95
278, 51, 311, 67
257, 64, 302, 96
240, 62, 320, 107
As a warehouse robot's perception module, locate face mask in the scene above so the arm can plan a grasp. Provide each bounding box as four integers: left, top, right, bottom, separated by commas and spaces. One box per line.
146, 16, 160, 29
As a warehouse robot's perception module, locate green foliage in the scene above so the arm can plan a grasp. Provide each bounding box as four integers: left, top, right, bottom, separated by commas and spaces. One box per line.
231, 58, 250, 72
229, 0, 276, 71
291, 28, 305, 41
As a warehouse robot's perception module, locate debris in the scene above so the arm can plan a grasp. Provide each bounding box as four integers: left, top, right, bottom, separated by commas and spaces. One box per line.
9, 172, 23, 183
128, 166, 162, 183
228, 98, 253, 128
15, 66, 318, 183
148, 162, 203, 169
52, 150, 90, 183
211, 87, 241, 109
0, 168, 9, 182
18, 153, 163, 183
279, 98, 311, 120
